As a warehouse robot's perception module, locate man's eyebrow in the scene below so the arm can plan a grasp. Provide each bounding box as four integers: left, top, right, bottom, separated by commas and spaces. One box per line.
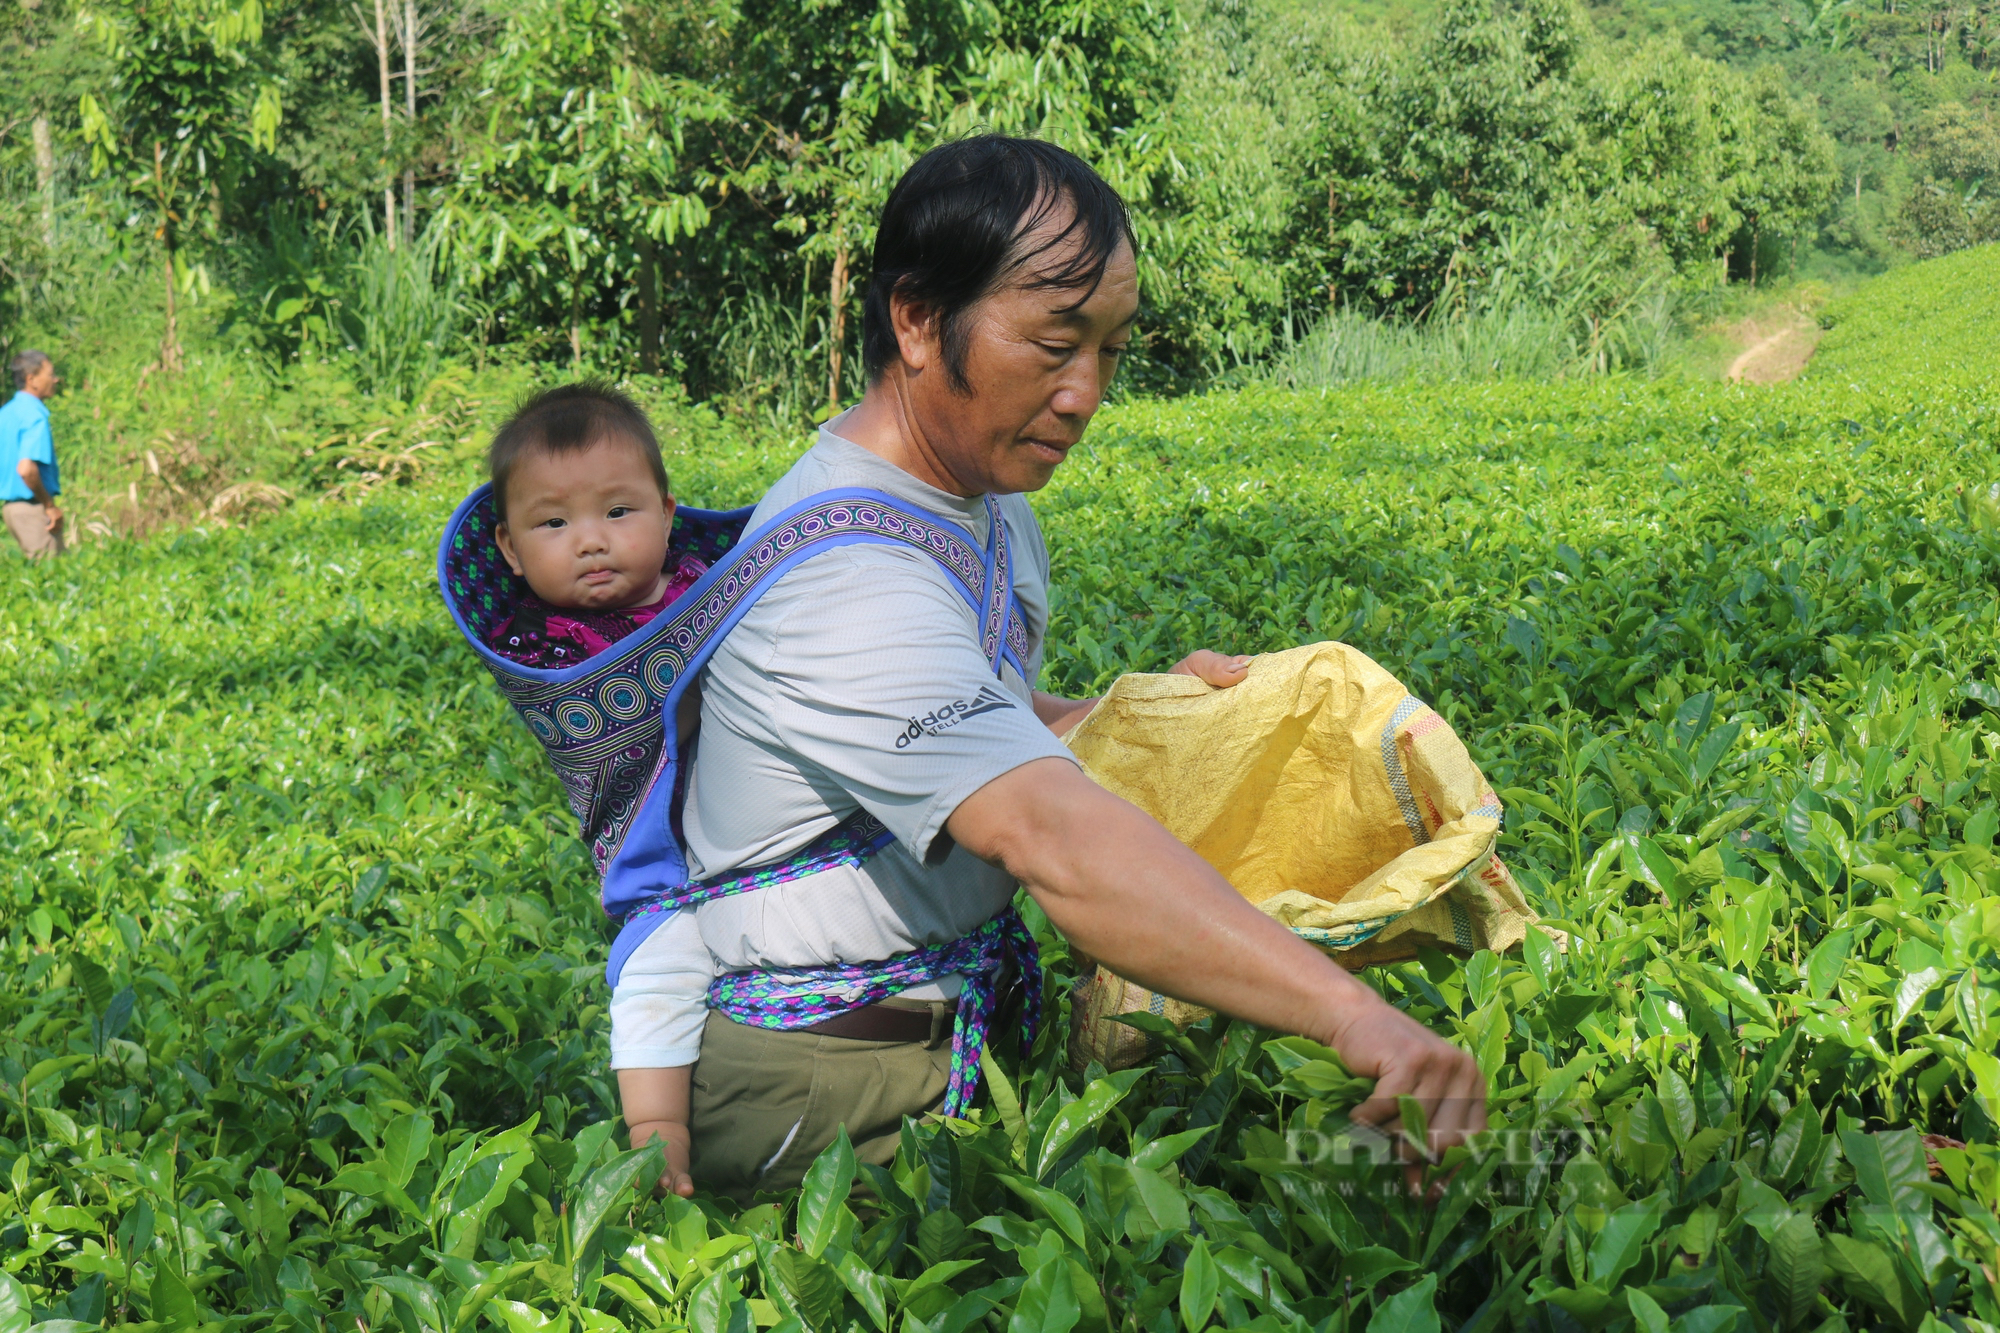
1048, 307, 1139, 331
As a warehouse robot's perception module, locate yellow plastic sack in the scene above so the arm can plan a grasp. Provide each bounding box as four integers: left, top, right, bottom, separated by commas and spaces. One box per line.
1061, 641, 1538, 1070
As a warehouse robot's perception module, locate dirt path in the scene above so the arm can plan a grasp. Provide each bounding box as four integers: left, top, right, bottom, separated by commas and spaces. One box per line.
1725, 305, 1821, 384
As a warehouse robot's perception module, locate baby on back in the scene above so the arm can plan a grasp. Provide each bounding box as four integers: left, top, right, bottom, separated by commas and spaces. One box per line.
487, 383, 708, 668
481, 381, 716, 1198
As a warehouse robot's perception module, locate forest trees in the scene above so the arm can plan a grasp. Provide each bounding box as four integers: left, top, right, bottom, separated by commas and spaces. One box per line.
1302, 0, 1836, 326
437, 0, 722, 369
75, 0, 281, 369
1900, 101, 2000, 256
2, 0, 1843, 404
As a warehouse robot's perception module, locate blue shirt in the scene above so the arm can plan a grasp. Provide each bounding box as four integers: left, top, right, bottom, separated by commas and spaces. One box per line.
0, 391, 57, 502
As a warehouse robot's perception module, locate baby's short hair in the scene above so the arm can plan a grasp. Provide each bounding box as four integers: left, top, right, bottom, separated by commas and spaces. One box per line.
488, 382, 670, 522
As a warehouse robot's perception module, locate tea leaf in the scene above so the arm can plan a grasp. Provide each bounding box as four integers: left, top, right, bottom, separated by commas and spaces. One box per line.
1010, 1253, 1082, 1333
1366, 1274, 1440, 1333
1179, 1238, 1218, 1332
1769, 1213, 1827, 1331
1806, 930, 1855, 1001
1587, 1202, 1662, 1287
1840, 1128, 1928, 1217
567, 1146, 658, 1261
1033, 1068, 1145, 1182
1625, 1289, 1670, 1333
796, 1127, 858, 1257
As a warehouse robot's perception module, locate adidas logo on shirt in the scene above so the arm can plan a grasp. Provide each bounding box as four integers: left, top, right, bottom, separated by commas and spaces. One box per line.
892, 685, 1017, 749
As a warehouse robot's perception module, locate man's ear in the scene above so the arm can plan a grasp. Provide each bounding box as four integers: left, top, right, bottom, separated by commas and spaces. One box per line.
890, 288, 937, 373
494, 522, 525, 576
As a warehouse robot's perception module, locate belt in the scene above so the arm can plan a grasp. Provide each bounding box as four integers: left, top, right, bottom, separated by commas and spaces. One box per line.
799, 999, 956, 1047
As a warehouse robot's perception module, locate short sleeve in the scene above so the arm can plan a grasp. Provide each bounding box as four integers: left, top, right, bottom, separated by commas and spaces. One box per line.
21, 411, 52, 465
750, 547, 1077, 858
607, 910, 713, 1069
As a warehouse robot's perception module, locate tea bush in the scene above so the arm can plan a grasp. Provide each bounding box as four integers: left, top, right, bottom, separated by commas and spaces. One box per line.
1811, 243, 2000, 381
3, 362, 2000, 1331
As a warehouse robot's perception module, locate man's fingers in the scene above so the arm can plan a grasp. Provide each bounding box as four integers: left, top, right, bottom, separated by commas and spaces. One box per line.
1349, 1044, 1484, 1159
1347, 1084, 1406, 1128
1425, 1094, 1481, 1154
1169, 650, 1253, 687
1415, 1058, 1489, 1157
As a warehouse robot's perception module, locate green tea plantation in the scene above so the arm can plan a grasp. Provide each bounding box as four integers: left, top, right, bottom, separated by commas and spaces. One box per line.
4, 251, 2000, 1333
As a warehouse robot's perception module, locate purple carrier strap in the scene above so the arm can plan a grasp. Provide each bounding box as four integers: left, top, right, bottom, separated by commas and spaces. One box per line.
708, 906, 1042, 1118
603, 809, 894, 985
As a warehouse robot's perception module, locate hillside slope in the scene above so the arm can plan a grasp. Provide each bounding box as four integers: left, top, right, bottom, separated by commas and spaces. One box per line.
1811, 243, 2000, 381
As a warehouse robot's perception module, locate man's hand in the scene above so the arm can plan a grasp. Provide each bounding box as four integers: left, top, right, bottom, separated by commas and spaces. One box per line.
1035, 649, 1251, 739
1325, 993, 1488, 1158
1169, 649, 1251, 686
17, 460, 58, 525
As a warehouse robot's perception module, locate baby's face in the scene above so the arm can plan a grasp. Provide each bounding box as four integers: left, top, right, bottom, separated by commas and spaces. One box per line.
495, 436, 675, 611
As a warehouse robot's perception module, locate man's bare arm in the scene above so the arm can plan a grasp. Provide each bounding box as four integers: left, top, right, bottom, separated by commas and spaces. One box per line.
16, 460, 58, 529
1031, 690, 1097, 736
946, 757, 1488, 1149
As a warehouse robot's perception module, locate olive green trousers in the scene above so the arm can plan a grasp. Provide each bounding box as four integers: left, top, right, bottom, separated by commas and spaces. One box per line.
687, 1007, 952, 1200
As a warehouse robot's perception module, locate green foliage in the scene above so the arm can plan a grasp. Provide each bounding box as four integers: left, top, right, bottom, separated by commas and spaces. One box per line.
1896, 103, 2000, 260
340, 229, 468, 402
1587, 0, 2000, 272
7, 335, 2000, 1327
5, 0, 1865, 412
437, 0, 723, 367
1306, 0, 1836, 318
72, 0, 283, 365
1811, 242, 2000, 381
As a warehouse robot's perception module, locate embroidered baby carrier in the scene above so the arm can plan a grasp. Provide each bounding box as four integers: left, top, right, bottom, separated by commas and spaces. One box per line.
438, 484, 1038, 1116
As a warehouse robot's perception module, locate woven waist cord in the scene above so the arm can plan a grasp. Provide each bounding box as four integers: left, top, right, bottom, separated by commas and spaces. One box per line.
705, 907, 1041, 1118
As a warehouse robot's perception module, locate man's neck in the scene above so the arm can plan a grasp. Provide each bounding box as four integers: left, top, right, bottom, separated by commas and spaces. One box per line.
834, 375, 980, 499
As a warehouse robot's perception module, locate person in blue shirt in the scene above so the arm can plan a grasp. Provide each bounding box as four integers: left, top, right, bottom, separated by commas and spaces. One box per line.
1, 349, 63, 559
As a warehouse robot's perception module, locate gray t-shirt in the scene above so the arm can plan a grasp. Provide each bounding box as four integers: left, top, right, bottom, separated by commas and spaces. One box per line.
681, 423, 1077, 997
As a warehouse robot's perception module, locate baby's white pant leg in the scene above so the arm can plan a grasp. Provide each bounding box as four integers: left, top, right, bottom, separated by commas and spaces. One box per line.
608, 910, 713, 1069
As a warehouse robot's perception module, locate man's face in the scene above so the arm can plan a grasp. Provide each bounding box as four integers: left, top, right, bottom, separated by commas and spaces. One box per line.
24, 361, 58, 399
493, 437, 676, 611
903, 229, 1139, 496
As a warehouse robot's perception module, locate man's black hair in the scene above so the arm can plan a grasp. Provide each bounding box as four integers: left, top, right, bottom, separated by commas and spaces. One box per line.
9, 349, 50, 391
861, 135, 1135, 392
488, 382, 670, 523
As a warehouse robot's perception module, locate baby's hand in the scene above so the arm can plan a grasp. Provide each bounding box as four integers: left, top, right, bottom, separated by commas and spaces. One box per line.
630, 1120, 695, 1198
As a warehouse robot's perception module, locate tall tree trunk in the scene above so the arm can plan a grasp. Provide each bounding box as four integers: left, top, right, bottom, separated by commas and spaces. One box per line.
155, 141, 182, 373
31, 116, 56, 249
638, 234, 660, 374
570, 277, 583, 369
402, 0, 417, 247
825, 230, 849, 416
1327, 181, 1339, 311
376, 0, 396, 250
